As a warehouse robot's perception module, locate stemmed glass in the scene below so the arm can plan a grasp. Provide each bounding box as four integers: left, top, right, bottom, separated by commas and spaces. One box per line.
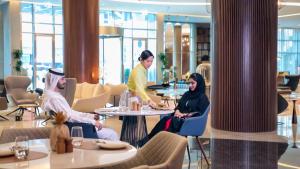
71, 126, 83, 147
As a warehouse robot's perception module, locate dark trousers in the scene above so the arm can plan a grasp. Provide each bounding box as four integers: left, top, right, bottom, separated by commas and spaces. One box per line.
148, 116, 170, 140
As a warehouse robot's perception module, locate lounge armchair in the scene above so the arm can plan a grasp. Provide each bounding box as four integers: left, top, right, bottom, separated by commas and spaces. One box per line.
72, 82, 111, 112
103, 131, 187, 169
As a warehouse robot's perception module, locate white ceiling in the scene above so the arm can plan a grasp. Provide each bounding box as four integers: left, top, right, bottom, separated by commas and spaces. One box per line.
10, 0, 300, 28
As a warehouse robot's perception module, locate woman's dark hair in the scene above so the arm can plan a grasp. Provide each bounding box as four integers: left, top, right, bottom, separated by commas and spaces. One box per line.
138, 50, 154, 61
201, 55, 210, 62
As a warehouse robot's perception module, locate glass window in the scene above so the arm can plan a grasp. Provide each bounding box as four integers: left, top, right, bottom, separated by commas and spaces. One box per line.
55, 35, 63, 68
123, 38, 133, 83
124, 29, 132, 37
148, 30, 156, 38
34, 4, 53, 24
21, 2, 63, 88
100, 10, 114, 26
55, 25, 63, 34
277, 28, 300, 74
98, 10, 157, 83
114, 11, 125, 27
35, 24, 54, 33
54, 7, 63, 24
22, 23, 32, 32
132, 13, 147, 29
22, 33, 33, 55
21, 3, 32, 22
148, 39, 156, 81
148, 14, 156, 29
124, 12, 132, 28
132, 30, 147, 38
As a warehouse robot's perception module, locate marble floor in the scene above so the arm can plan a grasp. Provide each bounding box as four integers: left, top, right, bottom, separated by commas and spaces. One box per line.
0, 104, 300, 169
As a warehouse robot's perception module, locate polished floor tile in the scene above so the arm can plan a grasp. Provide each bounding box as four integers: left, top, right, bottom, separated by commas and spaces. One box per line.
0, 105, 300, 169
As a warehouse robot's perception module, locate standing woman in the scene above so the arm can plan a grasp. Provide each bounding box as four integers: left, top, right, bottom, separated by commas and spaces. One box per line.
127, 50, 156, 107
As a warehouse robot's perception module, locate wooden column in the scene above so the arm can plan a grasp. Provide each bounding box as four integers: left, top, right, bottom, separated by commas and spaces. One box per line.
63, 0, 99, 83
211, 0, 277, 132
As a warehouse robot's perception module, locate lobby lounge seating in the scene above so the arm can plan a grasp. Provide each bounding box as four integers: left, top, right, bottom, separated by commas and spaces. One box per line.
0, 97, 9, 120
280, 75, 300, 91
103, 131, 187, 169
4, 76, 39, 116
178, 105, 210, 166
106, 83, 127, 106
72, 82, 111, 112
0, 127, 51, 144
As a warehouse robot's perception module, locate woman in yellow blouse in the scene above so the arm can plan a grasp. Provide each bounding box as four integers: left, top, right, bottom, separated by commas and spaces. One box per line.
127, 50, 156, 107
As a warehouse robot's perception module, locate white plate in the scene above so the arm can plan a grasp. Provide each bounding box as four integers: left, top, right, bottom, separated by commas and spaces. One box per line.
96, 140, 129, 150
96, 107, 119, 112
0, 150, 14, 157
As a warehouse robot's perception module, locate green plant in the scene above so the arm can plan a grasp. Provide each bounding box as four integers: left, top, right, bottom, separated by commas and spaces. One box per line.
13, 49, 23, 72
158, 53, 168, 70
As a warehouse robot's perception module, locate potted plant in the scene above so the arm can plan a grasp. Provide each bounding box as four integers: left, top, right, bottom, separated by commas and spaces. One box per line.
158, 53, 169, 85
13, 49, 23, 73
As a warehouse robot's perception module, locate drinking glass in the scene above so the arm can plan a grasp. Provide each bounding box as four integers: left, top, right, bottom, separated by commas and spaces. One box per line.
14, 136, 29, 160
71, 126, 83, 147
141, 100, 150, 111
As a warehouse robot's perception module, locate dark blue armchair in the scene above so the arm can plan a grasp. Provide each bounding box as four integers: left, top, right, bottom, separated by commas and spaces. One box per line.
178, 105, 210, 167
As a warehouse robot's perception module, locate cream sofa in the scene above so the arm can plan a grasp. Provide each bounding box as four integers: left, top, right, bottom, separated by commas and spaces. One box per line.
106, 83, 128, 106
72, 82, 111, 112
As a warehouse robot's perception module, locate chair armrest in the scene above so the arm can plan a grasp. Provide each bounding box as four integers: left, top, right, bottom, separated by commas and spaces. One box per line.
24, 92, 39, 101
178, 114, 208, 136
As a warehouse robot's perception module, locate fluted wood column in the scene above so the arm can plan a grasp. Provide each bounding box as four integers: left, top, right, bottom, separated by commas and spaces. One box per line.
63, 0, 99, 83
211, 0, 277, 132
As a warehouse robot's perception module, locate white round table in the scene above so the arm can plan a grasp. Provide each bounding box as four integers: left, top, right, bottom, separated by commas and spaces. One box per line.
0, 139, 137, 169
95, 107, 173, 147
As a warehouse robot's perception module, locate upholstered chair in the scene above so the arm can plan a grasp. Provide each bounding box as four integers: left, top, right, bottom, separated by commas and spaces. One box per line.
106, 83, 128, 106
5, 76, 38, 106
72, 82, 111, 112
103, 131, 187, 169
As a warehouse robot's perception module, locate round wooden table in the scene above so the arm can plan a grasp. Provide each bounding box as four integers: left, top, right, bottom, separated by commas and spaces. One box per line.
0, 139, 137, 169
95, 107, 173, 147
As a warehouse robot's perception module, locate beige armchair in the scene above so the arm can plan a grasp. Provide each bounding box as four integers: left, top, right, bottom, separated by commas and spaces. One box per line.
0, 97, 9, 120
103, 131, 187, 169
72, 82, 111, 112
4, 76, 38, 115
106, 83, 127, 106
0, 127, 51, 144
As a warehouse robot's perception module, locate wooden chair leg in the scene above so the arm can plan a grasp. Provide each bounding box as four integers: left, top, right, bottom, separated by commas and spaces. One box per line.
0, 115, 9, 120
6, 108, 19, 116
196, 136, 209, 166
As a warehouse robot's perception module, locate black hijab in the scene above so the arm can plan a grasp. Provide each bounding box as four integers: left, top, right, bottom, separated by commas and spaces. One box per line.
175, 73, 209, 114
186, 73, 206, 99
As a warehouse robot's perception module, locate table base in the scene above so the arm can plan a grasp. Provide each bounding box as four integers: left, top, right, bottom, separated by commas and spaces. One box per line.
120, 116, 148, 147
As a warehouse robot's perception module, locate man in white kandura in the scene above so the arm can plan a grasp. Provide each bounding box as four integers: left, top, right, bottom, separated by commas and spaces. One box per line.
41, 68, 119, 141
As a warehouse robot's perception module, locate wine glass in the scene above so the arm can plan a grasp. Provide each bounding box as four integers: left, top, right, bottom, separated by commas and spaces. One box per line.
14, 136, 29, 160
71, 126, 83, 147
